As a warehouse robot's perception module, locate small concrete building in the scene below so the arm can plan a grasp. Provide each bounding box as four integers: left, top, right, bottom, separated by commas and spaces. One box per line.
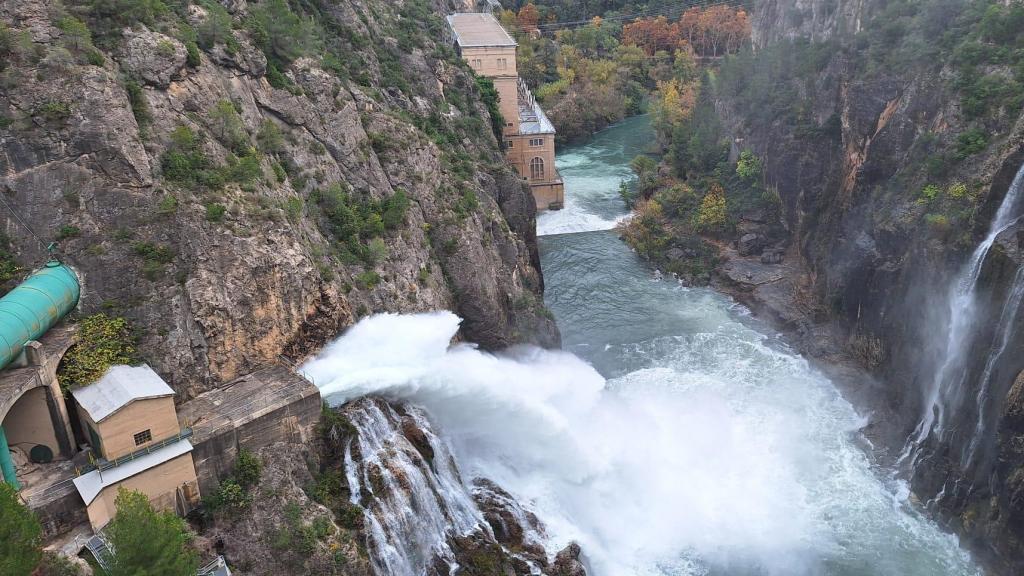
447, 12, 564, 210
71, 365, 200, 529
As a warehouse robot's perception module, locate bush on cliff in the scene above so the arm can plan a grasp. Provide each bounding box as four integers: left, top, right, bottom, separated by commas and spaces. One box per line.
107, 488, 199, 576
0, 482, 42, 576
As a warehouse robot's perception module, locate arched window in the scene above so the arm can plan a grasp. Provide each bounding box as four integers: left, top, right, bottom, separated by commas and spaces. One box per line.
530, 157, 545, 180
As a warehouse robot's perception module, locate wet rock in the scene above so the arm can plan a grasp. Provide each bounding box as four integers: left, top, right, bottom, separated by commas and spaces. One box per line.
119, 27, 186, 88
737, 233, 767, 256
551, 543, 588, 576
401, 415, 435, 466
471, 479, 547, 563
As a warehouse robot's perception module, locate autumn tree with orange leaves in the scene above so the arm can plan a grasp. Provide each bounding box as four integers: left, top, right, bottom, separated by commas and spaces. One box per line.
624, 6, 751, 58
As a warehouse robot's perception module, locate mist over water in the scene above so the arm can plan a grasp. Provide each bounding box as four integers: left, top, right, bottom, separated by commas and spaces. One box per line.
302, 117, 980, 575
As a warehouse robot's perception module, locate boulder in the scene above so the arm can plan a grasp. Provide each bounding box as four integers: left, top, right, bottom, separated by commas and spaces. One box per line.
119, 27, 186, 88
737, 233, 766, 256
761, 248, 784, 264
551, 542, 588, 576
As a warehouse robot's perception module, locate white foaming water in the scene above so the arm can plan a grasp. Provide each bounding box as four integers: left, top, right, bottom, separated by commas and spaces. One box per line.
907, 161, 1024, 458
303, 311, 980, 576
537, 116, 651, 237
342, 398, 483, 574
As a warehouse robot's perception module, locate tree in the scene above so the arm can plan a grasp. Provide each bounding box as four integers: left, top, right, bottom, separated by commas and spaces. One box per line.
517, 3, 540, 33
696, 182, 728, 231
106, 489, 199, 576
0, 481, 42, 576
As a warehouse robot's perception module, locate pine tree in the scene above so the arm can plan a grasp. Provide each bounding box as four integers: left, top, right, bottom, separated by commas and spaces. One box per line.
106, 489, 198, 576
0, 481, 42, 576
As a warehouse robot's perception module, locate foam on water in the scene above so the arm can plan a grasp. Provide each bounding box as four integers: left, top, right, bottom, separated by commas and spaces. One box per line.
302, 310, 979, 576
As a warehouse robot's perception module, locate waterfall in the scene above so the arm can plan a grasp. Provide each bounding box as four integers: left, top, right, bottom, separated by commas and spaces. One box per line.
963, 266, 1024, 467
905, 161, 1024, 465
303, 311, 979, 576
341, 397, 484, 575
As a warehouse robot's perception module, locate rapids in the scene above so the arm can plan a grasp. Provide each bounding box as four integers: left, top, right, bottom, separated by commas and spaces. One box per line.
302, 117, 981, 576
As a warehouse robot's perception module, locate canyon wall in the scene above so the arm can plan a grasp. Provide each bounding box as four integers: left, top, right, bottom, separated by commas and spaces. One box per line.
714, 0, 1024, 571
0, 0, 558, 400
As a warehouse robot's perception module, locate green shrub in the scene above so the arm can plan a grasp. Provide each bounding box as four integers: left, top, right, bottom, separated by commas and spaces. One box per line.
106, 489, 198, 576
257, 120, 285, 154
185, 41, 201, 67
0, 482, 42, 574
736, 150, 762, 181
34, 101, 71, 122
209, 99, 249, 152
955, 128, 989, 159
918, 183, 942, 204
205, 203, 227, 222
56, 314, 136, 390
124, 78, 152, 132
354, 270, 380, 289
157, 194, 178, 214
56, 225, 81, 240
0, 234, 23, 295
285, 197, 302, 221
234, 449, 262, 490
474, 76, 504, 141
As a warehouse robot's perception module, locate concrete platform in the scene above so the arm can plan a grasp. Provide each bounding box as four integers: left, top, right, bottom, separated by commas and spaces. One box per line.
178, 365, 321, 495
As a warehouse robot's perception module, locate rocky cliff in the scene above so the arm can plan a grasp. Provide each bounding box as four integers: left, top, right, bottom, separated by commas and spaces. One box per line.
704, 0, 1024, 572
0, 0, 558, 399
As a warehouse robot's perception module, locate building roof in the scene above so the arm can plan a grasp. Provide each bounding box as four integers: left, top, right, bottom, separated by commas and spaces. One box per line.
73, 439, 193, 505
447, 13, 516, 48
71, 364, 174, 423
519, 99, 556, 135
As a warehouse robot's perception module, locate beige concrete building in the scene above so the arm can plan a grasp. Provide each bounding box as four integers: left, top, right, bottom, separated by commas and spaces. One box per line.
71, 365, 200, 529
447, 12, 564, 210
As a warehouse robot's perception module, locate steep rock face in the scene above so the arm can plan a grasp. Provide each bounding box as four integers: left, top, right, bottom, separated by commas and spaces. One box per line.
205, 443, 372, 575
710, 0, 1024, 572
0, 0, 557, 398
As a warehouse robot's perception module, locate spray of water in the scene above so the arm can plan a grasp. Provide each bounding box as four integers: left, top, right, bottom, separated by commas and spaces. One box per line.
302, 311, 979, 576
904, 161, 1024, 464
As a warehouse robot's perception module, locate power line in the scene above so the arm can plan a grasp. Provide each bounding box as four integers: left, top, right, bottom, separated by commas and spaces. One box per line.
0, 191, 48, 251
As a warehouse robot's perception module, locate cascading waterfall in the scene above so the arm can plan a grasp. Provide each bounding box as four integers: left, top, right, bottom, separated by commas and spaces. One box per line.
300, 117, 980, 576
303, 311, 979, 576
964, 266, 1024, 468
905, 160, 1024, 464
338, 397, 485, 575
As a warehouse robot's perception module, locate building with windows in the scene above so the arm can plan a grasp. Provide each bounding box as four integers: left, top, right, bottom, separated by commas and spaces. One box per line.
71, 364, 200, 529
446, 12, 564, 210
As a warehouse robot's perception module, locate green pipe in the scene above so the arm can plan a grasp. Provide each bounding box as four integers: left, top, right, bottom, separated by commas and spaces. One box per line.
0, 426, 19, 489
0, 260, 80, 371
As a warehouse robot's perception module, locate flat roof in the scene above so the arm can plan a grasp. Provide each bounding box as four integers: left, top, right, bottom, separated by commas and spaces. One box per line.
178, 365, 319, 442
519, 99, 556, 135
447, 13, 517, 48
72, 364, 174, 423
73, 439, 193, 505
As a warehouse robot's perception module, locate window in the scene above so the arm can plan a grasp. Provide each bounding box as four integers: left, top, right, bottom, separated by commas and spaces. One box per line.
529, 138, 544, 147
134, 429, 152, 446
505, 140, 513, 148
530, 157, 545, 180
497, 58, 507, 70
506, 121, 514, 127
471, 58, 482, 68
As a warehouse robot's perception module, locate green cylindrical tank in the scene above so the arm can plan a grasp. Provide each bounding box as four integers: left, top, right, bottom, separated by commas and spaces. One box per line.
0, 261, 80, 370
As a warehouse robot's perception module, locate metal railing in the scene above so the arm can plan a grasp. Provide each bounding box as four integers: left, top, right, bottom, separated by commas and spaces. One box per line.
94, 428, 193, 472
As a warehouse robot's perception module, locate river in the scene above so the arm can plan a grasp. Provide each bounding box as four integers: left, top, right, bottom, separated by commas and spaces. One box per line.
305, 116, 982, 575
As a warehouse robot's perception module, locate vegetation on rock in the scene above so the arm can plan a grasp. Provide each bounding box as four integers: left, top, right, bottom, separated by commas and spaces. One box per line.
57, 314, 137, 390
